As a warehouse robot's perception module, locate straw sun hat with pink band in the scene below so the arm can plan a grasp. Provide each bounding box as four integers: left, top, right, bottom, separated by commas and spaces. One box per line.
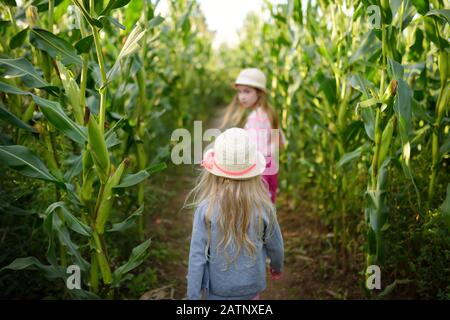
234, 68, 267, 93
200, 128, 266, 180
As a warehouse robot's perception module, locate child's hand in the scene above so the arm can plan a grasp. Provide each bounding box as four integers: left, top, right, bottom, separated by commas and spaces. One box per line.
270, 268, 282, 280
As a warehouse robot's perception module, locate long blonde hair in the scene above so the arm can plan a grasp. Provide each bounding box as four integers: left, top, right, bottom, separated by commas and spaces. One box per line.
184, 170, 275, 267
220, 88, 280, 130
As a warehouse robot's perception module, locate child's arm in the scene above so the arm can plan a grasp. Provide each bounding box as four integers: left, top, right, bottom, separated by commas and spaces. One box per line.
263, 212, 284, 276
187, 205, 208, 299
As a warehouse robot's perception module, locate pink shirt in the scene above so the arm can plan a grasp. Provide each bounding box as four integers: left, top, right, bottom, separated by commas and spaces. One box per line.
244, 107, 286, 158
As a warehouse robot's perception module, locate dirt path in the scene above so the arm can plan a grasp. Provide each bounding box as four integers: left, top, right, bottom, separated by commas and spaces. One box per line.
141, 108, 364, 300
138, 163, 196, 300
262, 194, 364, 299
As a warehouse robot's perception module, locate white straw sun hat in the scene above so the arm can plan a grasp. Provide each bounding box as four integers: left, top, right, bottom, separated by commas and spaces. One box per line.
234, 68, 267, 92
201, 128, 266, 180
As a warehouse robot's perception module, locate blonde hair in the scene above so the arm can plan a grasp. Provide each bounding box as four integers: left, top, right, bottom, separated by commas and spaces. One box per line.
184, 170, 275, 268
220, 88, 280, 130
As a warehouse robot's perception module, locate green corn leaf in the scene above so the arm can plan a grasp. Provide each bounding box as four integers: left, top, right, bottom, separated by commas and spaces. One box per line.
337, 145, 365, 168
106, 23, 146, 84
378, 279, 412, 299
34, 0, 67, 12
0, 0, 16, 6
0, 57, 50, 88
349, 30, 381, 64
0, 257, 65, 280
43, 201, 89, 271
105, 131, 122, 149
52, 213, 90, 271
113, 162, 166, 188
54, 0, 70, 21
0, 101, 37, 132
114, 170, 149, 188
380, 0, 393, 23
99, 16, 125, 30
394, 79, 412, 141
124, 0, 143, 31
64, 182, 82, 205
177, 1, 195, 33
64, 154, 83, 181
0, 145, 62, 184
349, 74, 372, 98
440, 133, 450, 157
146, 162, 167, 174
32, 95, 87, 144
30, 27, 82, 66
45, 202, 92, 237
104, 115, 127, 139
394, 79, 422, 210
100, 0, 132, 16
1, 257, 48, 272
411, 124, 430, 146
411, 0, 430, 15
112, 238, 151, 287
361, 107, 375, 141
108, 205, 144, 233
387, 58, 404, 80
69, 289, 101, 300
43, 203, 58, 266
411, 98, 433, 124
9, 27, 29, 49
425, 9, 450, 24
424, 16, 449, 49
74, 35, 94, 54
148, 15, 164, 29
0, 80, 31, 95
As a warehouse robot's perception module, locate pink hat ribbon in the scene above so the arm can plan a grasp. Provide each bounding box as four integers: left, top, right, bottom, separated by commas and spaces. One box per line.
200, 151, 215, 170
201, 151, 257, 176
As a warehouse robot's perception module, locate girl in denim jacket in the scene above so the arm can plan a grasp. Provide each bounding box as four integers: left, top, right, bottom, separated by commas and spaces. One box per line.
185, 128, 284, 300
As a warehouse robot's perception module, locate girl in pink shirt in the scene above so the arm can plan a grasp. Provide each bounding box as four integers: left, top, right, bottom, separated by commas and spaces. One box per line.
220, 68, 286, 203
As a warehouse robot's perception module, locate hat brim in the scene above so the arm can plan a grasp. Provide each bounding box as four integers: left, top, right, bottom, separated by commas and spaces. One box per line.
233, 82, 267, 93
202, 148, 267, 180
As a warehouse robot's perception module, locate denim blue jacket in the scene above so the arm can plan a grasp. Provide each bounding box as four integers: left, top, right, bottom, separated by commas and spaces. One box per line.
187, 200, 284, 300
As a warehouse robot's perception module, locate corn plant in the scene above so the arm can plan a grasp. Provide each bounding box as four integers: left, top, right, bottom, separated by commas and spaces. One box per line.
0, 0, 229, 298
225, 0, 449, 295
0, 0, 168, 298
